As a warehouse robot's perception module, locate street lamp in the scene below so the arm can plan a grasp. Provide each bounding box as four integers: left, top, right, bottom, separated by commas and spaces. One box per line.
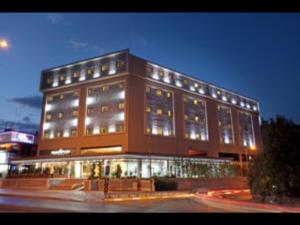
0, 39, 9, 49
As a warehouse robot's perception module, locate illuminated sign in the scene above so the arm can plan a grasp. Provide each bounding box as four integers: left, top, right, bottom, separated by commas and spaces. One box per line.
0, 151, 8, 164
0, 132, 35, 144
51, 149, 71, 156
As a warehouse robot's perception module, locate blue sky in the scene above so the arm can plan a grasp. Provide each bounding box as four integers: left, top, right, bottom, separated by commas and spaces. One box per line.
0, 13, 300, 131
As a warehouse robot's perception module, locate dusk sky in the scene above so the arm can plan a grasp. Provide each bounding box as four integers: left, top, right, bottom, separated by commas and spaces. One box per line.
1, 13, 300, 131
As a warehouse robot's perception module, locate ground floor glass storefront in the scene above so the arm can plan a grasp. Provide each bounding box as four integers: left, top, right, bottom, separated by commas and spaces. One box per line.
10, 154, 233, 179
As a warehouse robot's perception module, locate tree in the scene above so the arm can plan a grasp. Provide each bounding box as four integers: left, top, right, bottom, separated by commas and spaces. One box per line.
248, 116, 300, 202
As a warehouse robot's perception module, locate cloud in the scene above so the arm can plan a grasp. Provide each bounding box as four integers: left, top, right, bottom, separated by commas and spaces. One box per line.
22, 116, 31, 123
47, 13, 70, 25
69, 39, 104, 54
131, 34, 154, 48
69, 39, 88, 50
7, 95, 42, 110
0, 118, 39, 133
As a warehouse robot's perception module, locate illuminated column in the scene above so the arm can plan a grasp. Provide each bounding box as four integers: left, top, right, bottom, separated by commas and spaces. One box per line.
74, 161, 81, 178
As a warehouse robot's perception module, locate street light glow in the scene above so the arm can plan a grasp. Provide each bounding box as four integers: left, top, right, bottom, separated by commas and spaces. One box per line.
0, 39, 8, 49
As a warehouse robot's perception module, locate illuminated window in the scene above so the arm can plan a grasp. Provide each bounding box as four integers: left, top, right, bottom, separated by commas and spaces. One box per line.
72, 110, 78, 117
71, 129, 77, 137
101, 64, 109, 72
58, 112, 63, 119
56, 131, 62, 138
47, 77, 53, 84
217, 90, 221, 95
116, 124, 124, 132
86, 127, 93, 135
46, 114, 52, 121
146, 65, 153, 74
194, 83, 199, 88
118, 83, 124, 89
59, 94, 64, 100
156, 89, 162, 96
87, 107, 94, 115
47, 96, 53, 103
73, 71, 79, 78
166, 92, 172, 98
157, 127, 163, 135
183, 95, 208, 141
73, 91, 79, 97
101, 126, 108, 134
88, 89, 93, 96
146, 86, 151, 93
101, 105, 109, 113
146, 127, 151, 134
44, 131, 50, 139
218, 105, 234, 144
102, 85, 109, 92
87, 67, 94, 76
156, 108, 163, 115
118, 102, 125, 110
146, 106, 151, 113
59, 74, 65, 81
158, 70, 164, 77
168, 110, 172, 117
116, 60, 125, 68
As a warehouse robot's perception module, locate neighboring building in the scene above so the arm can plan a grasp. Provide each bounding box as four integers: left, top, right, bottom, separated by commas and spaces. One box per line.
0, 130, 37, 176
11, 49, 262, 178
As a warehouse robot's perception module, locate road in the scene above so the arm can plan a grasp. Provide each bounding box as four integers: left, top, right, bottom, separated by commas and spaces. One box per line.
0, 195, 283, 212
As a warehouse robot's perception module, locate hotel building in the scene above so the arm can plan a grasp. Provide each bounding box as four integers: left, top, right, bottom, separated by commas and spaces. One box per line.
11, 49, 262, 178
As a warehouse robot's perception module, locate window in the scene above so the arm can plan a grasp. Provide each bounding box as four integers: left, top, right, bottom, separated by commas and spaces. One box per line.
101, 126, 108, 134
156, 89, 162, 96
58, 112, 63, 119
116, 124, 124, 132
59, 74, 65, 81
47, 77, 53, 84
86, 127, 93, 135
116, 60, 125, 68
44, 131, 50, 139
46, 114, 52, 121
146, 127, 151, 134
146, 66, 153, 74
146, 106, 151, 113
47, 96, 53, 103
102, 85, 109, 92
56, 131, 62, 138
168, 110, 172, 117
218, 105, 234, 144
71, 129, 77, 137
146, 86, 151, 93
166, 92, 172, 98
156, 108, 163, 115
87, 107, 94, 115
101, 64, 109, 72
73, 71, 79, 78
118, 102, 125, 110
158, 70, 164, 77
72, 110, 78, 117
118, 83, 124, 89
157, 127, 163, 135
59, 94, 64, 100
87, 67, 94, 76
101, 105, 109, 113
183, 95, 208, 141
73, 91, 79, 97
183, 79, 189, 85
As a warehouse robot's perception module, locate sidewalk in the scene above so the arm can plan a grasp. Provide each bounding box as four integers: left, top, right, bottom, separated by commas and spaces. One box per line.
0, 188, 104, 203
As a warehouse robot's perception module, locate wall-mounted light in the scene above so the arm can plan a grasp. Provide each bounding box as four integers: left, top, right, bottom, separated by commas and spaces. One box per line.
108, 124, 116, 133
71, 99, 79, 107
93, 126, 100, 134
231, 98, 237, 104
175, 80, 182, 87
222, 96, 228, 102
199, 88, 205, 94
